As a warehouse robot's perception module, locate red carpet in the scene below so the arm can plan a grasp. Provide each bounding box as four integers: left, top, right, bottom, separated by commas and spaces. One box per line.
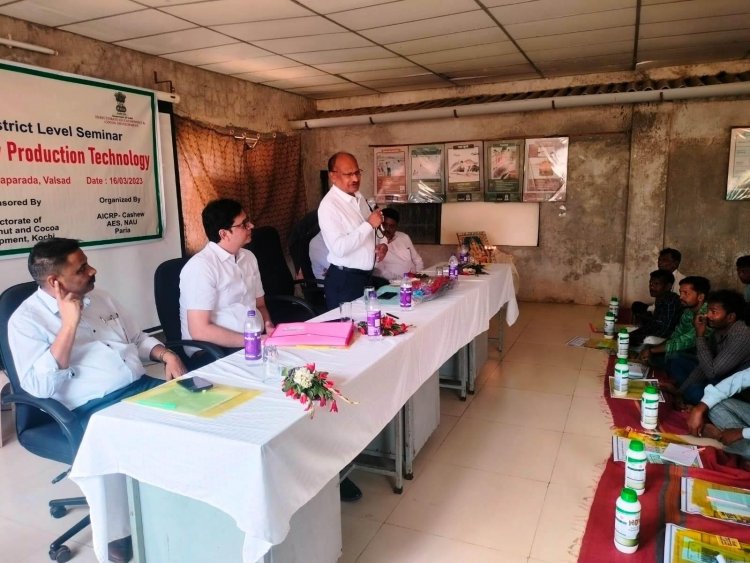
578, 356, 750, 562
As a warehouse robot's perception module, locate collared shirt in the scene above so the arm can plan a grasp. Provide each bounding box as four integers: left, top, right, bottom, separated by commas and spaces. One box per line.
672, 269, 685, 291
666, 302, 710, 355
640, 291, 681, 338
8, 288, 159, 410
679, 321, 750, 394
318, 185, 376, 271
374, 231, 425, 281
308, 232, 330, 280
179, 242, 265, 342
701, 366, 750, 439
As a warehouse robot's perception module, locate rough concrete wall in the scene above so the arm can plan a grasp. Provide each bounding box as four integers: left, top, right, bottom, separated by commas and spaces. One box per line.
0, 15, 314, 131
663, 100, 750, 294
302, 106, 632, 305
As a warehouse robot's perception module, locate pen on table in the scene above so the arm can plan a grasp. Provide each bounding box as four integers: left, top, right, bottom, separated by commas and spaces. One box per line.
386, 313, 400, 320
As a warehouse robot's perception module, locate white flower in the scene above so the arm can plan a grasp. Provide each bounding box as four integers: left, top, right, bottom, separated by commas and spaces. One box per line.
293, 368, 314, 389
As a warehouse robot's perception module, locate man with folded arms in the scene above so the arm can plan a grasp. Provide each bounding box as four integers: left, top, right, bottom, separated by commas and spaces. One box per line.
9, 237, 186, 562
687, 364, 750, 463
630, 269, 681, 346
180, 199, 274, 364
674, 290, 750, 405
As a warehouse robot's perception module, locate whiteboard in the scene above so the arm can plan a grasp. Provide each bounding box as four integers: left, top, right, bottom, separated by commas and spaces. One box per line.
440, 202, 539, 246
0, 111, 183, 330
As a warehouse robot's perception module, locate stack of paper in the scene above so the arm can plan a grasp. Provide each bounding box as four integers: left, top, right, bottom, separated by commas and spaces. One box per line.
682, 477, 750, 526
663, 523, 750, 562
612, 429, 703, 467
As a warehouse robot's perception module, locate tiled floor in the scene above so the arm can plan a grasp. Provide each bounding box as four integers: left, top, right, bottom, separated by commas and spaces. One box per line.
0, 303, 614, 562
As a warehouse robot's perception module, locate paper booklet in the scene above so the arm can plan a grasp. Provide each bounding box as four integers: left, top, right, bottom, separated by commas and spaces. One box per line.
612, 429, 703, 468
664, 523, 750, 562
265, 321, 355, 347
682, 477, 750, 526
608, 378, 664, 401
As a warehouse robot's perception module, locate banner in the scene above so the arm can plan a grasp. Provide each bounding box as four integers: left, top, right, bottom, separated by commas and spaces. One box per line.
522, 137, 568, 202
373, 145, 407, 203
485, 140, 522, 202
0, 61, 162, 257
446, 141, 483, 202
409, 144, 444, 202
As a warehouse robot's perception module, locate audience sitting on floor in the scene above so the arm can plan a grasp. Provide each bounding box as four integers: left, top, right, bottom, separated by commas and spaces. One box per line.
667, 289, 750, 406
630, 269, 681, 346
659, 247, 685, 290
639, 276, 711, 382
687, 364, 750, 465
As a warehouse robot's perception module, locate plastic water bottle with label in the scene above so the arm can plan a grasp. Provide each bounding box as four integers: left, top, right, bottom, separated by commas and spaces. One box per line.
366, 292, 382, 340
459, 244, 469, 264
448, 254, 459, 280
244, 309, 262, 361
400, 273, 413, 310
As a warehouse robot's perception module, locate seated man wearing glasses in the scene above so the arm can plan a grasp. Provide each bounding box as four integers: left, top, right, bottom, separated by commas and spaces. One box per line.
180, 199, 274, 363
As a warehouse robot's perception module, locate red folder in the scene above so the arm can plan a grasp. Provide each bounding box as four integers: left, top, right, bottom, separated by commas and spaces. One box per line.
265, 322, 354, 347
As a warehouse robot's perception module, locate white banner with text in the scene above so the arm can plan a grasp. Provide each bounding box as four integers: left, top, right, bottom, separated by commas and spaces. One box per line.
0, 61, 162, 258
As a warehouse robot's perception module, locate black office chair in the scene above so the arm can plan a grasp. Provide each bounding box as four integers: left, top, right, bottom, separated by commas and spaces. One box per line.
288, 211, 326, 314
153, 257, 227, 370
0, 282, 88, 563
245, 226, 317, 323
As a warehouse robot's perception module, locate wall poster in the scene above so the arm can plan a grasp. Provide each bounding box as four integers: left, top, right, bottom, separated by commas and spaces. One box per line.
727, 127, 750, 200
446, 141, 483, 202
523, 137, 568, 202
408, 144, 444, 202
485, 140, 522, 202
373, 145, 407, 203
0, 61, 162, 258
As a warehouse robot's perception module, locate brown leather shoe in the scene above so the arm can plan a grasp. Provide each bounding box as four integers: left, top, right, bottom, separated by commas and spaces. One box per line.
108, 536, 133, 563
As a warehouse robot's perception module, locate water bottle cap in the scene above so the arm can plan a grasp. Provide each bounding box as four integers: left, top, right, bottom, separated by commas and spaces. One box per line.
619, 328, 629, 334
403, 273, 409, 278
247, 310, 256, 317
616, 357, 628, 364
628, 439, 644, 452
621, 488, 638, 502
644, 385, 657, 393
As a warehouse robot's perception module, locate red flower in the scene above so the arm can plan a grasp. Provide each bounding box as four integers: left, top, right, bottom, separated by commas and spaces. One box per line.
319, 397, 326, 407
330, 400, 338, 413
382, 316, 394, 329
300, 394, 308, 404
306, 363, 316, 372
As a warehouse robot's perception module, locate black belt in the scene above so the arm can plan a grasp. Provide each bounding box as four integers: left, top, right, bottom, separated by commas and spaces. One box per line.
332, 264, 372, 276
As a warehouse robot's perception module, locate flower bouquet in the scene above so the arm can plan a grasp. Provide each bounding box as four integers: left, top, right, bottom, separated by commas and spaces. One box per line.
460, 263, 489, 276
356, 314, 411, 336
282, 363, 357, 417
412, 276, 455, 302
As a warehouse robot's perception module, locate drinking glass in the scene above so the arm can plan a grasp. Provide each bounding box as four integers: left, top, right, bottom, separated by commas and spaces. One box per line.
262, 344, 280, 383
339, 301, 352, 322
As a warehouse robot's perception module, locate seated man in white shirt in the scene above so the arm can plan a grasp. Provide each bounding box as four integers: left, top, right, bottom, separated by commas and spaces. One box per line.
9, 237, 186, 424
308, 231, 330, 281
9, 237, 187, 563
373, 207, 424, 281
180, 199, 274, 365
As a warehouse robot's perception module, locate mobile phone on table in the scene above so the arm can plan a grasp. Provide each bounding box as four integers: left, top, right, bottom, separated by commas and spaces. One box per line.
379, 291, 398, 300
177, 376, 214, 392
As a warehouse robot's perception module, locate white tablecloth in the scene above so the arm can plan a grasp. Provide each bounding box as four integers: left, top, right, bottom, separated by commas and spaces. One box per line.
70, 264, 518, 562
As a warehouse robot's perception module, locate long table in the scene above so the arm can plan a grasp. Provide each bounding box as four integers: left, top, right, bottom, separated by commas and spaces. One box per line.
70, 264, 519, 562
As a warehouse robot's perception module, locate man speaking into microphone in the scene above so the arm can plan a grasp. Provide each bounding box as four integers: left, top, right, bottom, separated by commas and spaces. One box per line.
318, 151, 388, 312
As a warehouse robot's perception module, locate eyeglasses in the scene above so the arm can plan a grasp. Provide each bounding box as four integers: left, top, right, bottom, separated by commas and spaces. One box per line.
333, 169, 364, 178
229, 218, 253, 230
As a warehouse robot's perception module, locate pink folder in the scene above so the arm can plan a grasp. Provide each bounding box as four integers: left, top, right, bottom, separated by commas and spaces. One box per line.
265, 322, 355, 347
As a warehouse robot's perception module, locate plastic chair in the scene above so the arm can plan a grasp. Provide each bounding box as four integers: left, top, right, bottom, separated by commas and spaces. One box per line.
153, 257, 227, 370
0, 282, 88, 563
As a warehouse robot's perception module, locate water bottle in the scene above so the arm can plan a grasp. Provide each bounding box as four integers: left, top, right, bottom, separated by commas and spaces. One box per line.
459, 244, 469, 264
400, 273, 413, 310
448, 254, 459, 280
641, 385, 659, 430
363, 285, 375, 308
625, 440, 646, 496
617, 328, 629, 359
613, 358, 629, 397
609, 296, 619, 320
366, 292, 382, 340
614, 487, 641, 554
604, 311, 615, 339
244, 309, 262, 360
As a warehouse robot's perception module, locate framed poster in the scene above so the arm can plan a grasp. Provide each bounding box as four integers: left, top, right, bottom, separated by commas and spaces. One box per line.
409, 144, 444, 202
373, 146, 407, 203
446, 141, 483, 202
727, 127, 750, 200
523, 137, 568, 202
485, 140, 522, 202
456, 231, 490, 263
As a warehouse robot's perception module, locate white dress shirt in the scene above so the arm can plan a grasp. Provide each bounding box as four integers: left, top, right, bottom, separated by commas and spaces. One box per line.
318, 185, 376, 271
701, 366, 750, 439
374, 232, 424, 281
179, 242, 265, 344
308, 232, 330, 280
8, 288, 160, 410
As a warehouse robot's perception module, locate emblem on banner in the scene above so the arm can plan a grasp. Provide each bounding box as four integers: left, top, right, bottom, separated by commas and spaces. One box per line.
114, 92, 127, 115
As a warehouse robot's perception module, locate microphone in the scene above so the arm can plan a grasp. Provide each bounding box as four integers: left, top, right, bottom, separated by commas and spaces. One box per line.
366, 197, 385, 238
